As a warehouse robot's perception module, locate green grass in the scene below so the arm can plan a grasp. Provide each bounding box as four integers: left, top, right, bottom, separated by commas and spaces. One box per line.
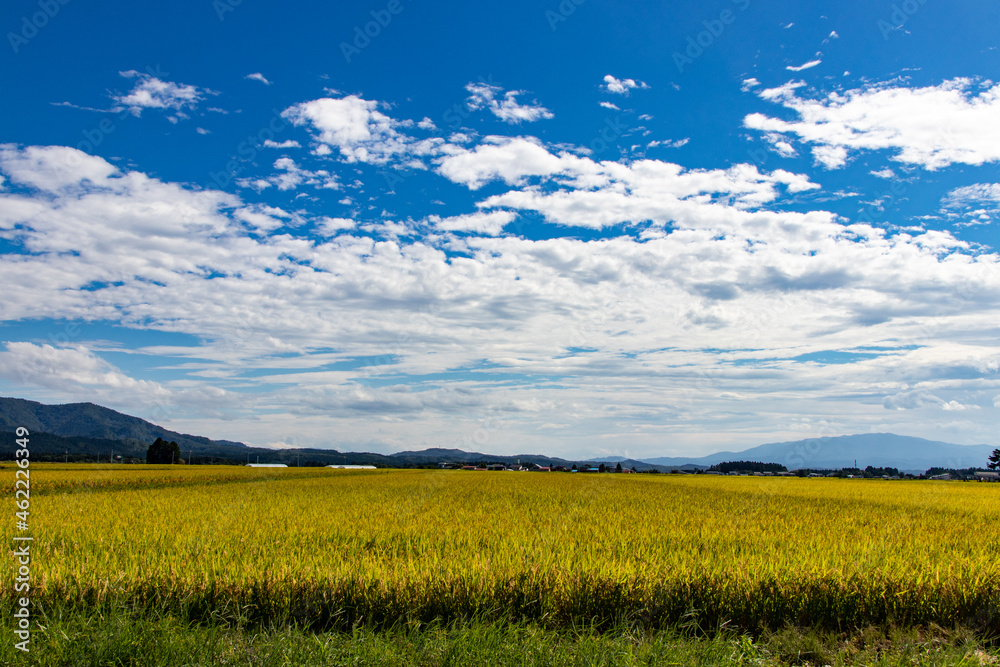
2, 605, 998, 666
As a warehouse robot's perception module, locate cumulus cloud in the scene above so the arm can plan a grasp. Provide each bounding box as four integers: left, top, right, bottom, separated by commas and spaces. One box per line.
281, 95, 429, 164
436, 137, 823, 232
0, 342, 236, 413
745, 78, 1000, 170
112, 70, 211, 121
4, 132, 1000, 453
0, 343, 166, 395
602, 75, 648, 95
436, 136, 567, 189
465, 82, 554, 124
315, 217, 356, 235
430, 210, 517, 236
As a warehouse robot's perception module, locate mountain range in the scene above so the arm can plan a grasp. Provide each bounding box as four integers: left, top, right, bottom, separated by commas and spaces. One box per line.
1, 397, 994, 472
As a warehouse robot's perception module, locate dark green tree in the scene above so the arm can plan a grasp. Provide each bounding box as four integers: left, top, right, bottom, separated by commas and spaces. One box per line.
989, 448, 1000, 470
147, 437, 181, 464
616, 462, 623, 473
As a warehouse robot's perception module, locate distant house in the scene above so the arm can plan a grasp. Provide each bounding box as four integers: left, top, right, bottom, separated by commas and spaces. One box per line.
461, 465, 477, 471
326, 465, 376, 469
929, 473, 953, 481
975, 471, 999, 482
486, 464, 506, 471
705, 470, 723, 476
246, 463, 287, 468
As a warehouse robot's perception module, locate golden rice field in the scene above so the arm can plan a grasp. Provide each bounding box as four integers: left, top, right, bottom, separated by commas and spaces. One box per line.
4, 464, 1000, 633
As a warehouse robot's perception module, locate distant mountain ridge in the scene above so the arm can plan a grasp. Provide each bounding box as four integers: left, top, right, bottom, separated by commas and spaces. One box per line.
0, 397, 667, 469
1, 397, 993, 471
0, 396, 248, 453
639, 433, 994, 472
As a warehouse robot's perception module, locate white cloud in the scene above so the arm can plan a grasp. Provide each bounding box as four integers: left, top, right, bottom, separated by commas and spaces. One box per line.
602, 75, 648, 95
0, 342, 236, 413
196, 127, 211, 135
237, 157, 338, 191
870, 168, 896, 179
647, 138, 689, 149
762, 133, 797, 157
436, 136, 567, 189
4, 138, 1000, 454
438, 138, 823, 230
786, 59, 822, 72
741, 78, 761, 92
465, 83, 554, 124
0, 343, 167, 396
263, 139, 301, 149
941, 183, 1000, 226
599, 101, 620, 111
430, 210, 517, 236
745, 78, 1000, 170
0, 144, 117, 192
811, 145, 849, 169
234, 203, 294, 232
315, 217, 356, 235
883, 390, 979, 412
942, 183, 1000, 209
282, 95, 437, 164
112, 70, 210, 120
245, 72, 272, 85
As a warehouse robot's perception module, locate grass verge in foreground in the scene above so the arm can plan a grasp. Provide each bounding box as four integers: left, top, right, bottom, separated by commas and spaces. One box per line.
1, 607, 998, 666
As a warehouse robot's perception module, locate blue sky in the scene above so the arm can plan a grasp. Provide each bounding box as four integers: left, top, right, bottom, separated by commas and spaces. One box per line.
2, 0, 999, 458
